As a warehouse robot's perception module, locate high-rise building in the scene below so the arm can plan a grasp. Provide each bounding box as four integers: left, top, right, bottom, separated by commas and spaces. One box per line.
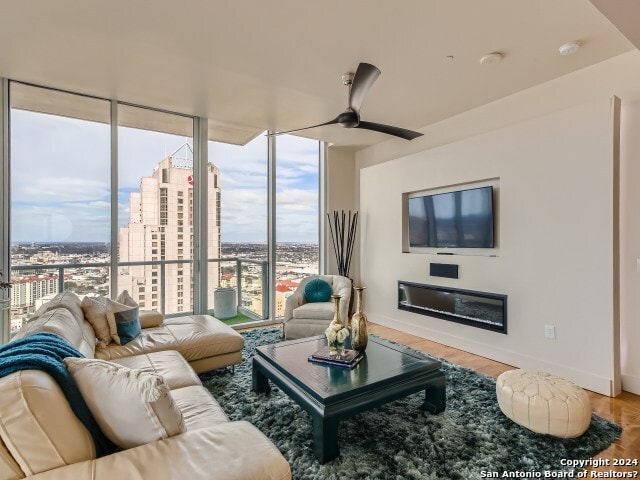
119, 143, 220, 314
251, 280, 298, 319
10, 273, 59, 313
9, 273, 60, 332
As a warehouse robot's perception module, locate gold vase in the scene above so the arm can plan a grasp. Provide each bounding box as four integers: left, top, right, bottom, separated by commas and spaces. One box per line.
328, 295, 345, 355
329, 294, 343, 328
351, 286, 368, 352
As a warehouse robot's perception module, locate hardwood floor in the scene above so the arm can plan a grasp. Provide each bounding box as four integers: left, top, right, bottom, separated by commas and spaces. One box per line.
368, 323, 640, 472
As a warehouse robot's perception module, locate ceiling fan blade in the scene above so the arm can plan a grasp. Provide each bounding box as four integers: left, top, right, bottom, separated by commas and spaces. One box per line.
349, 63, 381, 114
268, 117, 340, 136
356, 121, 423, 140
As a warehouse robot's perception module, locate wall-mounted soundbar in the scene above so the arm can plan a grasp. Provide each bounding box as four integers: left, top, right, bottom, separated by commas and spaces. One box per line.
430, 263, 459, 279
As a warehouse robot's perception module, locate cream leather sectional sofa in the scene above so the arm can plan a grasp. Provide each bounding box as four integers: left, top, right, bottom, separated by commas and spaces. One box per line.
0, 292, 291, 480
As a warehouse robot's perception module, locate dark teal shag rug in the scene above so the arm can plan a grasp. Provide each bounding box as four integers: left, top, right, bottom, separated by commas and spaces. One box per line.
200, 328, 621, 480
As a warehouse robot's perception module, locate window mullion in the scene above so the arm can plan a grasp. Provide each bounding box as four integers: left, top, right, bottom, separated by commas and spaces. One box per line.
267, 132, 276, 322
110, 100, 118, 299
193, 117, 208, 314
0, 78, 9, 343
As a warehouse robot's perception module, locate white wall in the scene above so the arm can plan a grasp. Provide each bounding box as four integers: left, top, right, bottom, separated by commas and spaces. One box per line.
620, 99, 640, 395
325, 146, 359, 281
354, 52, 640, 396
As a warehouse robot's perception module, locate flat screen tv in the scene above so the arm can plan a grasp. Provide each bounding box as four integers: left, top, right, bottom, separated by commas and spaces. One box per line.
408, 186, 494, 248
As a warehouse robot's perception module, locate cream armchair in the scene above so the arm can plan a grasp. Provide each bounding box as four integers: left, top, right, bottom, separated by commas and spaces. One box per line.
283, 275, 352, 340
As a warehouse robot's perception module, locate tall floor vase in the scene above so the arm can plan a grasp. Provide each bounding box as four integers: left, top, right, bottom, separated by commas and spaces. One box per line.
351, 286, 368, 352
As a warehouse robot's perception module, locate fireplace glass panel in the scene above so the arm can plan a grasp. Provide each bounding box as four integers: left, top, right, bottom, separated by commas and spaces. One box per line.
398, 281, 507, 333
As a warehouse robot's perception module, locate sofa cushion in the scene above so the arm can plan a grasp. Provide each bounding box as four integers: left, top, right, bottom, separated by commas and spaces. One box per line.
32, 292, 85, 325
0, 437, 24, 480
304, 278, 332, 303
0, 370, 95, 476
80, 296, 111, 348
293, 301, 334, 320
139, 310, 163, 329
171, 385, 229, 431
94, 315, 244, 368
23, 292, 97, 358
12, 308, 95, 359
110, 351, 201, 390
64, 358, 185, 449
25, 423, 292, 480
188, 352, 243, 374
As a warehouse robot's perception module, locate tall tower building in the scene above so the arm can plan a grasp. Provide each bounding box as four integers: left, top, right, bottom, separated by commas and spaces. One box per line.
119, 143, 220, 314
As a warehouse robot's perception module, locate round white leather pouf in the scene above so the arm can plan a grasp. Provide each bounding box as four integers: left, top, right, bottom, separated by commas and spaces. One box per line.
496, 370, 592, 438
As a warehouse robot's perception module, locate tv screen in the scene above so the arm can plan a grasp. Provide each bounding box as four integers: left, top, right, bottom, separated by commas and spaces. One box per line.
408, 186, 494, 248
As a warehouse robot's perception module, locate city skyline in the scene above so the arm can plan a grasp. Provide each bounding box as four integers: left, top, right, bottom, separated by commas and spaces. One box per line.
10, 108, 320, 244
9, 240, 320, 332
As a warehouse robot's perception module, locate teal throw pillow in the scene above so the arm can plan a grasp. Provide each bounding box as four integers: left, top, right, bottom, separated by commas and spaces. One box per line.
106, 298, 141, 345
304, 278, 332, 303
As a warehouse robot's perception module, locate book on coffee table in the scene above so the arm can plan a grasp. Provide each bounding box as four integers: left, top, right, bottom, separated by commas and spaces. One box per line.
308, 346, 364, 369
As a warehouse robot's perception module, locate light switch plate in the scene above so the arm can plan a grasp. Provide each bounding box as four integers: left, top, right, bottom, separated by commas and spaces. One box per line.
544, 325, 556, 339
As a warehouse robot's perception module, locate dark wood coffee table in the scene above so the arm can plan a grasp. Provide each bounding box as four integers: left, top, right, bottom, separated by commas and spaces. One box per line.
252, 335, 446, 463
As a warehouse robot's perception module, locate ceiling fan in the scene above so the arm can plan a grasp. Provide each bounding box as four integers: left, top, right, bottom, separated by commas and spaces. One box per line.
270, 62, 423, 141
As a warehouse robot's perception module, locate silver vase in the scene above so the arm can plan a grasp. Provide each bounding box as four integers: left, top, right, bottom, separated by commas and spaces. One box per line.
351, 286, 368, 352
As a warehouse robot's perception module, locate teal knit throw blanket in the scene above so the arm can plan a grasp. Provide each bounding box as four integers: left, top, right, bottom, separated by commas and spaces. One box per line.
0, 332, 115, 457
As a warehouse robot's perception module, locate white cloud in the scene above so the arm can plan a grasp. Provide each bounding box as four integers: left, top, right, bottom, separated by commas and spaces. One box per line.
280, 204, 314, 213
12, 203, 110, 242
209, 134, 320, 242
64, 200, 111, 209
11, 109, 321, 243
18, 177, 110, 203
218, 189, 267, 240
12, 110, 111, 184
276, 188, 318, 206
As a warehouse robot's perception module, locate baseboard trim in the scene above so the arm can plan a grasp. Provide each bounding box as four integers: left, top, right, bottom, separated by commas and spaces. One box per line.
371, 313, 615, 397
621, 373, 640, 395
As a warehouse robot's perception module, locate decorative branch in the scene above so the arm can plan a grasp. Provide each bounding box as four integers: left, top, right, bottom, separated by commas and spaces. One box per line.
327, 210, 358, 278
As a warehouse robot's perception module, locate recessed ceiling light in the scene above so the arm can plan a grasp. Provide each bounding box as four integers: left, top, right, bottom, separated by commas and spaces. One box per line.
480, 52, 503, 65
559, 41, 580, 56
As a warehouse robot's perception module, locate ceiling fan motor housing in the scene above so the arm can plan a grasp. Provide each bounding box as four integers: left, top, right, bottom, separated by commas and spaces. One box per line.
338, 110, 359, 128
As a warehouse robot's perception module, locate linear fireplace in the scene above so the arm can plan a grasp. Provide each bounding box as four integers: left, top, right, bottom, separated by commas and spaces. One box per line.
398, 281, 507, 333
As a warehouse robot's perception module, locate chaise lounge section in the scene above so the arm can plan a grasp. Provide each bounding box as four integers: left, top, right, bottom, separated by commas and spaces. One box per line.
93, 314, 244, 373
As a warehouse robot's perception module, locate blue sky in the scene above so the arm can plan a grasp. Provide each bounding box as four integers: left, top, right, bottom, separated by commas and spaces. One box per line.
10, 109, 319, 243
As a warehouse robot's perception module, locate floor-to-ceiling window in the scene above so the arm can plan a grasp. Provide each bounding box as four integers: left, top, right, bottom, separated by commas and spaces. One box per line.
9, 83, 111, 334
117, 105, 194, 316
208, 133, 268, 323
2, 80, 324, 336
275, 135, 320, 318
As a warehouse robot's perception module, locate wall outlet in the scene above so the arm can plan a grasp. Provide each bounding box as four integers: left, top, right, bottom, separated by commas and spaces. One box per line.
544, 325, 556, 339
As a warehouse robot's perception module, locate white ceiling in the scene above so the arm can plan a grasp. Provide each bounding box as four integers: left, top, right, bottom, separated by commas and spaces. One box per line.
0, 0, 634, 147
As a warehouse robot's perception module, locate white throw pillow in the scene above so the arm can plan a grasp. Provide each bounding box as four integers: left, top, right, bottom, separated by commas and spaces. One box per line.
80, 296, 111, 348
115, 290, 138, 308
64, 358, 185, 449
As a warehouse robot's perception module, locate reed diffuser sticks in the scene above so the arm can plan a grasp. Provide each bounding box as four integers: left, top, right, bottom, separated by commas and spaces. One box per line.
327, 210, 358, 278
